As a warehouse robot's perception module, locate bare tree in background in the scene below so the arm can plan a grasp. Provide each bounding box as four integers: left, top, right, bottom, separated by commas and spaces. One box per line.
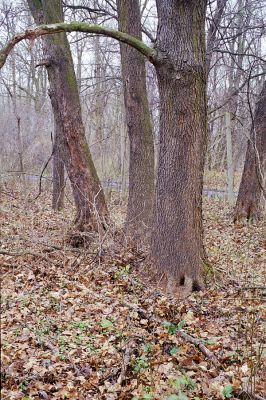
117, 0, 155, 240
234, 80, 266, 222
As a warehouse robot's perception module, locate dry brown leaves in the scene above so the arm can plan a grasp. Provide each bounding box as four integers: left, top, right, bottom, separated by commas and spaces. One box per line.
0, 183, 265, 400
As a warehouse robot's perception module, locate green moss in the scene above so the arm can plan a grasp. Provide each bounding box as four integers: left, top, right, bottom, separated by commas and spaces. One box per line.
203, 261, 214, 276
1, 22, 157, 70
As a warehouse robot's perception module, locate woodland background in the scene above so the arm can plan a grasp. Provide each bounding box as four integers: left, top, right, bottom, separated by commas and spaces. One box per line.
0, 1, 265, 400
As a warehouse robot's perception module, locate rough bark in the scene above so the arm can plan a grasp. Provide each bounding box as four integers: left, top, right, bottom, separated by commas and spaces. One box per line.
27, 0, 108, 231
152, 0, 208, 289
117, 0, 155, 239
234, 81, 266, 222
52, 118, 64, 211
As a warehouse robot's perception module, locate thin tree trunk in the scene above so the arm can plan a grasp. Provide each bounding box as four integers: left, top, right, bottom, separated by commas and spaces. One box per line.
11, 58, 25, 183
117, 0, 155, 239
27, 0, 108, 232
206, 0, 228, 73
234, 81, 266, 222
52, 116, 64, 211
225, 111, 234, 204
94, 33, 105, 177
153, 0, 208, 290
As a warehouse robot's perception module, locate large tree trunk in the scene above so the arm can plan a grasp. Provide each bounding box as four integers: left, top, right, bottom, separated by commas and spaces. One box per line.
27, 0, 108, 231
152, 0, 208, 290
234, 81, 266, 222
117, 0, 155, 239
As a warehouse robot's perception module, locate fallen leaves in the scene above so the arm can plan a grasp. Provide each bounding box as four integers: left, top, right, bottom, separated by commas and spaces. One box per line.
0, 186, 265, 399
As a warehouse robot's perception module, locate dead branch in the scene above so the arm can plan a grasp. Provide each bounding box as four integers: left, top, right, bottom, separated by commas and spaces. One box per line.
0, 249, 58, 266
238, 391, 266, 400
122, 301, 222, 370
117, 339, 135, 385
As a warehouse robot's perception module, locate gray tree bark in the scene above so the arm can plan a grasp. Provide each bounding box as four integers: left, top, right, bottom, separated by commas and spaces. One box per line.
152, 0, 208, 290
234, 81, 266, 222
117, 0, 155, 240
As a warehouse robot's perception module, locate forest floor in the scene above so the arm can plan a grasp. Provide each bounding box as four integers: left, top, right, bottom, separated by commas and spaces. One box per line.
0, 179, 265, 400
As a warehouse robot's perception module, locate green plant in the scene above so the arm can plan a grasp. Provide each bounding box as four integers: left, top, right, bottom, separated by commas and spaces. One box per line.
142, 394, 153, 400
58, 335, 67, 360
19, 296, 30, 307
115, 264, 131, 278
163, 320, 185, 335
72, 320, 90, 332
100, 318, 114, 331
143, 343, 153, 353
177, 320, 185, 331
170, 346, 179, 355
170, 375, 196, 390
19, 380, 28, 392
222, 384, 233, 398
132, 356, 149, 373
13, 328, 21, 337
75, 334, 84, 345
166, 393, 188, 400
163, 321, 177, 335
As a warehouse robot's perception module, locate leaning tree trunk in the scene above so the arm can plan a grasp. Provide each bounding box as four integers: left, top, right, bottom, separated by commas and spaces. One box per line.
27, 0, 108, 231
117, 0, 155, 240
234, 81, 266, 222
152, 0, 208, 290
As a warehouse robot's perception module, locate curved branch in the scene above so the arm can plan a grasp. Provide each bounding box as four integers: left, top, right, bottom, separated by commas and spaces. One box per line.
0, 22, 157, 69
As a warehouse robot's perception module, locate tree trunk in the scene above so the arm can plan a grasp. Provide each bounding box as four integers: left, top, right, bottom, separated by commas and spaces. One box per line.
234, 81, 266, 222
52, 116, 65, 211
225, 111, 234, 205
117, 0, 155, 239
27, 0, 108, 231
152, 0, 208, 290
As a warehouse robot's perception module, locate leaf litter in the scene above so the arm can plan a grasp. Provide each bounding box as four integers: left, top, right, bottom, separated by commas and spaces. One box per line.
0, 184, 265, 400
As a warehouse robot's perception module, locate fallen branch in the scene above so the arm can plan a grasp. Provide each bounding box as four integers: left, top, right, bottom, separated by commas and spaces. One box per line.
0, 249, 58, 266
238, 391, 266, 400
123, 301, 222, 370
178, 329, 222, 369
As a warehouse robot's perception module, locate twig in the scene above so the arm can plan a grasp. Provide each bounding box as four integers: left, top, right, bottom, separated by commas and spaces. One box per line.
238, 286, 266, 291
34, 131, 54, 201
30, 240, 81, 253
238, 391, 266, 400
117, 339, 135, 385
0, 249, 58, 266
